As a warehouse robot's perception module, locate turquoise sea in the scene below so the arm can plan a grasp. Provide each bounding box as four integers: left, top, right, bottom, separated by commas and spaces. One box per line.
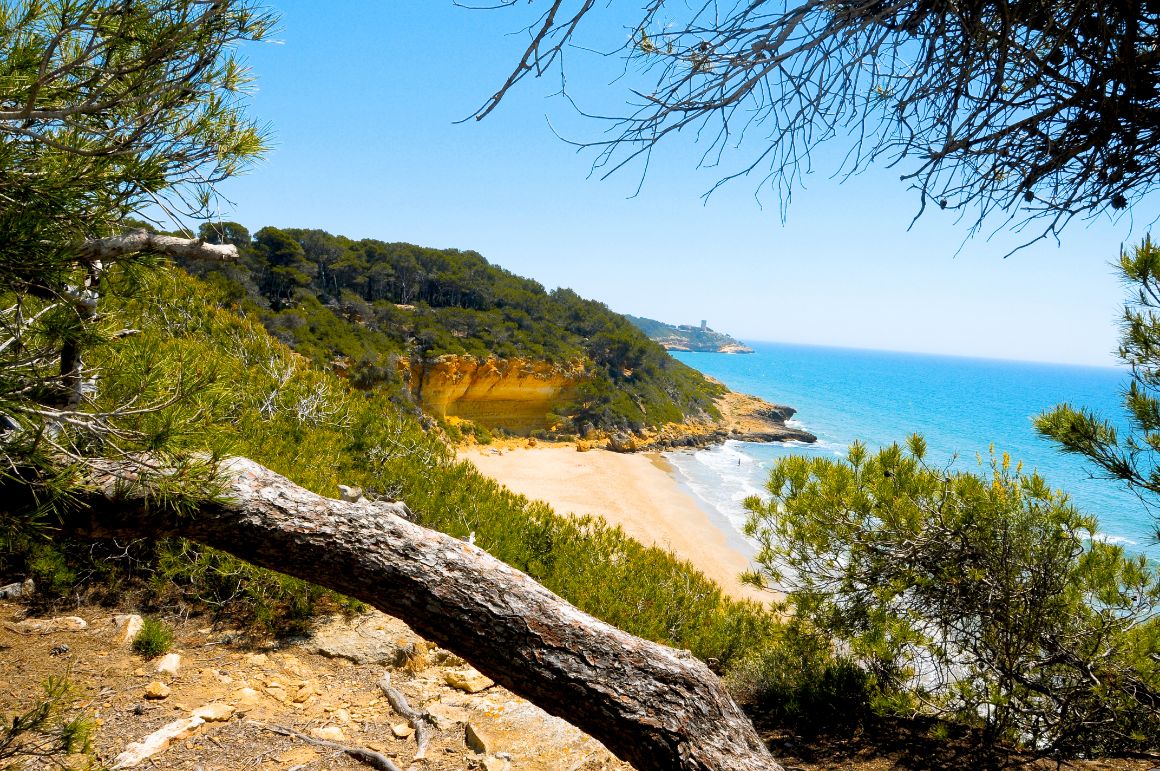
666, 342, 1159, 557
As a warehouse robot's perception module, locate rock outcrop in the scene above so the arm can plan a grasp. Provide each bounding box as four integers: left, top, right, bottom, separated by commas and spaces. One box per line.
398, 356, 585, 435
605, 391, 816, 452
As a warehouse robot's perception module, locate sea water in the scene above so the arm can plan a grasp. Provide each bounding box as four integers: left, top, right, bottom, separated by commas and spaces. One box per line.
666, 342, 1159, 557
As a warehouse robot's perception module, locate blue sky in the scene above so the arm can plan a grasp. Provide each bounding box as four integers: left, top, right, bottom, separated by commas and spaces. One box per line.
207, 2, 1153, 367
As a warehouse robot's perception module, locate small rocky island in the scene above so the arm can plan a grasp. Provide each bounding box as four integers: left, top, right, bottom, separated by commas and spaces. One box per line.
626, 315, 754, 353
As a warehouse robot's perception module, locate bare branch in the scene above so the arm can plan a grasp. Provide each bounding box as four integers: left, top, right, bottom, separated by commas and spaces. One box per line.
475, 0, 1160, 242
77, 230, 238, 263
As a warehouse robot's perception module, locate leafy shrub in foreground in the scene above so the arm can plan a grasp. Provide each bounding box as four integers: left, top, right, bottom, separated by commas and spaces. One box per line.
745, 436, 1160, 754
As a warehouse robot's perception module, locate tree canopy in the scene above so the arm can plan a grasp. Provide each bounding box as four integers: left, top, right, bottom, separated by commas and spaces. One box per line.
0, 0, 271, 518
478, 0, 1160, 240
1038, 237, 1160, 540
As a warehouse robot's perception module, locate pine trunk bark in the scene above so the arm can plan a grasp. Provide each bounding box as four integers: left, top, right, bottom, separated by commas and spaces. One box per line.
63, 457, 781, 771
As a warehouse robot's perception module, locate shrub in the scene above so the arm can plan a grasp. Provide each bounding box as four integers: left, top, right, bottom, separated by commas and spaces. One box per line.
471, 422, 493, 445
744, 436, 1160, 754
132, 617, 174, 658
726, 619, 873, 728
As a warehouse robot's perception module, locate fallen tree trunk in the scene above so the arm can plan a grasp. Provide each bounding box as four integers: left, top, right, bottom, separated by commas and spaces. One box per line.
63, 456, 781, 771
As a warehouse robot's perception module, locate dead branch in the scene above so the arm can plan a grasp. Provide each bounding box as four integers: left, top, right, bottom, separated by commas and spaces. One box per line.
377, 673, 431, 761
78, 230, 238, 263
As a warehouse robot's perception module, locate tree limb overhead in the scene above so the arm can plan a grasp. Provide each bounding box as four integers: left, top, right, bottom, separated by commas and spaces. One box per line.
78, 230, 238, 263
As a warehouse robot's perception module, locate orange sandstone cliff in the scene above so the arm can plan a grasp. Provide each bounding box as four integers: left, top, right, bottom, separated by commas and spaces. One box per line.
398, 356, 585, 435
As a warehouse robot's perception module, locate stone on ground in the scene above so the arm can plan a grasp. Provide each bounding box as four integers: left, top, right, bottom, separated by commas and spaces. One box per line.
112, 716, 204, 768
154, 653, 181, 674
444, 667, 494, 693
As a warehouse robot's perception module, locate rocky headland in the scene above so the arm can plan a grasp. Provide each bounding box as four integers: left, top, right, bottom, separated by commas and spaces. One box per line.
397, 355, 814, 453
598, 390, 817, 453
626, 315, 755, 354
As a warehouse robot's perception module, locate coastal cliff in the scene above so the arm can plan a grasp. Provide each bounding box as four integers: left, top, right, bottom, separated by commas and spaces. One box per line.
398, 355, 814, 450
399, 356, 585, 434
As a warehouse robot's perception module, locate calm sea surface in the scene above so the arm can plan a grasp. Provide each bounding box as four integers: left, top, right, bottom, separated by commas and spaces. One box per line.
667, 342, 1159, 557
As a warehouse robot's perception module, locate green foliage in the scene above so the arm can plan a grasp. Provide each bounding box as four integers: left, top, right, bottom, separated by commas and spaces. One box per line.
0, 0, 272, 545
725, 618, 873, 727
744, 437, 1160, 753
0, 676, 95, 769
1037, 236, 1160, 541
2, 267, 774, 660
132, 617, 174, 658
185, 226, 724, 432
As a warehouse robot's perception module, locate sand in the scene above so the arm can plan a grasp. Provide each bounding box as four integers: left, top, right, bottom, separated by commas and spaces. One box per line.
458, 444, 773, 604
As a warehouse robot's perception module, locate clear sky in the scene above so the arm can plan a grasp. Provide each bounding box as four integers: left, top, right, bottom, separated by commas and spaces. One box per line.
206, 1, 1155, 368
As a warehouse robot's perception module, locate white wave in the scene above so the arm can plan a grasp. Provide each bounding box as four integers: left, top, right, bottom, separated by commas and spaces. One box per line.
664, 444, 772, 540
1087, 532, 1139, 547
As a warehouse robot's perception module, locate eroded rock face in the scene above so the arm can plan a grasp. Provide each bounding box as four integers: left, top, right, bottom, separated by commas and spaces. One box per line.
399, 356, 585, 435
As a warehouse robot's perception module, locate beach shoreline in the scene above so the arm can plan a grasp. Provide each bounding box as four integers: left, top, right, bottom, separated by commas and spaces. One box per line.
458, 444, 776, 605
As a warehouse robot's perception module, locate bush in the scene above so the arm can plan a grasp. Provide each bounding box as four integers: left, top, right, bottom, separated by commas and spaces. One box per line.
471, 422, 493, 445
726, 619, 873, 727
132, 617, 174, 658
744, 436, 1160, 754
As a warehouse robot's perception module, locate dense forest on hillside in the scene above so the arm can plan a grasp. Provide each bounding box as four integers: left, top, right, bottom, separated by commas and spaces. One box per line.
174, 223, 724, 431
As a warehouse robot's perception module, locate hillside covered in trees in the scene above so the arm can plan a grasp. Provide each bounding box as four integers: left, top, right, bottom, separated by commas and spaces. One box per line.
176, 223, 724, 433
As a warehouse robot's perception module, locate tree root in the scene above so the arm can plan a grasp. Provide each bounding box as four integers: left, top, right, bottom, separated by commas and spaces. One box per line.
378, 673, 432, 761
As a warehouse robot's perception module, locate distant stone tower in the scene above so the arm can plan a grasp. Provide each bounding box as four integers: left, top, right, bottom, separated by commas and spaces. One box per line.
700, 320, 707, 331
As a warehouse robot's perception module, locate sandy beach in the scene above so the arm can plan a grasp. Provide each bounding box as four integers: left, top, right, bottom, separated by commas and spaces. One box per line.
458, 444, 772, 604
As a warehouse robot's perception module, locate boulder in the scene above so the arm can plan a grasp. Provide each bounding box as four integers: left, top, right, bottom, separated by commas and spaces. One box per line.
606, 432, 637, 453
143, 681, 170, 700
302, 611, 416, 665
466, 721, 497, 754
113, 614, 144, 645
